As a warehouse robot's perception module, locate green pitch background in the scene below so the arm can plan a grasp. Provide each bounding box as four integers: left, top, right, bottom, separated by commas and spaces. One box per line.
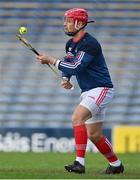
0, 152, 139, 179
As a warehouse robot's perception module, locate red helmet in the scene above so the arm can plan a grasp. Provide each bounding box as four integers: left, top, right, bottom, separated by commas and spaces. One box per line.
64, 8, 88, 24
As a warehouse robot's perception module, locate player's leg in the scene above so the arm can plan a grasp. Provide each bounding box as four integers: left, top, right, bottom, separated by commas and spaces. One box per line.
65, 104, 92, 173
65, 87, 105, 173
86, 122, 124, 174
84, 87, 124, 174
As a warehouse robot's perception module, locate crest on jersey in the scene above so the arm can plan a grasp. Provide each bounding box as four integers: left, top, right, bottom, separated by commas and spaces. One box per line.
68, 47, 72, 51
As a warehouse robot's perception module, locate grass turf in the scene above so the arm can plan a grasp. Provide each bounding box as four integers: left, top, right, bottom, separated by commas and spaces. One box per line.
0, 152, 139, 179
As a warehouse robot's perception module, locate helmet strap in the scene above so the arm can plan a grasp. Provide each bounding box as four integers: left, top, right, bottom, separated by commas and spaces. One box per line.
74, 20, 80, 30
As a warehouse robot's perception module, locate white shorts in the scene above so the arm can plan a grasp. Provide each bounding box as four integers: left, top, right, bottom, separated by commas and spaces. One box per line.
80, 87, 114, 124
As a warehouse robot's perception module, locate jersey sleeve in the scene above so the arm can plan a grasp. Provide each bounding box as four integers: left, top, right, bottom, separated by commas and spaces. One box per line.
61, 72, 72, 79
58, 40, 101, 76
58, 51, 94, 75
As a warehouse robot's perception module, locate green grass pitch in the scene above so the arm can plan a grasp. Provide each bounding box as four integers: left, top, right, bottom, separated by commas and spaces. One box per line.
0, 152, 139, 179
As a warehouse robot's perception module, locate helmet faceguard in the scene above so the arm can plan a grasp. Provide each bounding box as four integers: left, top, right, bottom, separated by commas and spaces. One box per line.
64, 8, 94, 36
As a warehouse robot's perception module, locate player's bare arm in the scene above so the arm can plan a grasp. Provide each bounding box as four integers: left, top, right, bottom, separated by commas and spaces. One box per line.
36, 53, 56, 65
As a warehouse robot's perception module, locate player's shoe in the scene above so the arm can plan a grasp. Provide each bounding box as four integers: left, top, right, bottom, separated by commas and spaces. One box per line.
64, 161, 85, 174
101, 163, 124, 174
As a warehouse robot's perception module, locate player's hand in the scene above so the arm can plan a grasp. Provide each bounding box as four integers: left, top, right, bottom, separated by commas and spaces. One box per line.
36, 53, 56, 65
61, 78, 73, 89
